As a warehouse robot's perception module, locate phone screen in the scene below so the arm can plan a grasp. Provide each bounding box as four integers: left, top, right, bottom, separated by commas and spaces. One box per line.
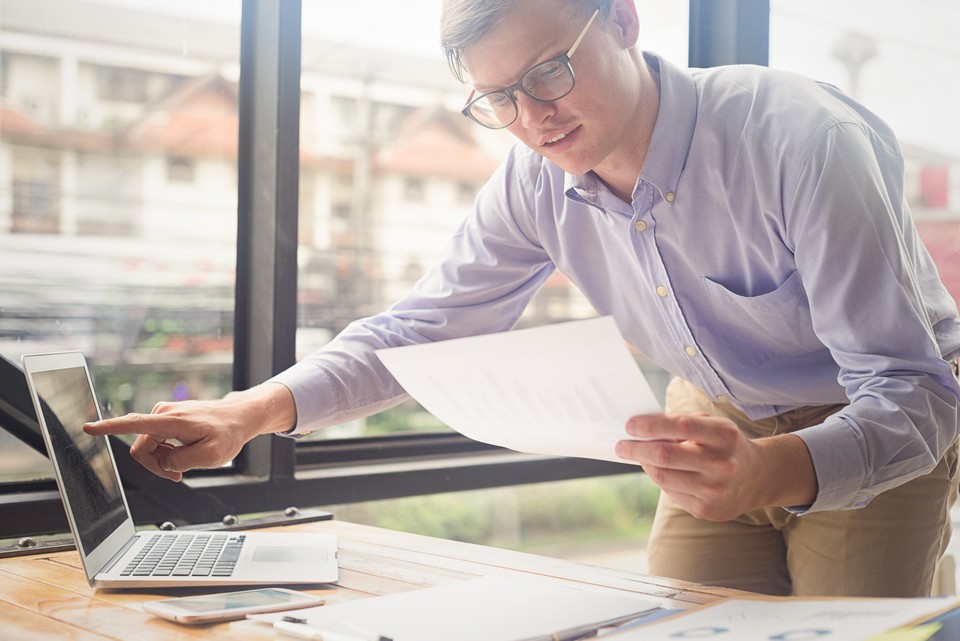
145, 587, 324, 623
162, 588, 302, 612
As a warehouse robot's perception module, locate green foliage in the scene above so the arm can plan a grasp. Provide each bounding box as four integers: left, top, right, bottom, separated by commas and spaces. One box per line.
368, 493, 496, 542
363, 400, 451, 435
512, 475, 658, 543
319, 473, 661, 556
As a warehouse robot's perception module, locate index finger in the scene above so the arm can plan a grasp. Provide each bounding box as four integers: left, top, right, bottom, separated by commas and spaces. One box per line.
626, 413, 729, 445
83, 413, 188, 442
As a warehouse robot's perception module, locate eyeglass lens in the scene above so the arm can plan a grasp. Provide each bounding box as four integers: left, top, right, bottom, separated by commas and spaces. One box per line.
468, 58, 574, 128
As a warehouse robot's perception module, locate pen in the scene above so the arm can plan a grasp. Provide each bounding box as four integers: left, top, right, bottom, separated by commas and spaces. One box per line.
274, 618, 393, 641
511, 609, 658, 641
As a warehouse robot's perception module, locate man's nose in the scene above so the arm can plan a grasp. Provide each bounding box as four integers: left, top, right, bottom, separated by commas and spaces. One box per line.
515, 91, 556, 129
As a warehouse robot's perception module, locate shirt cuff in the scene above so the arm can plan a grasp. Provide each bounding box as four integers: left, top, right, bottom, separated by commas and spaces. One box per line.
793, 416, 872, 513
268, 362, 339, 437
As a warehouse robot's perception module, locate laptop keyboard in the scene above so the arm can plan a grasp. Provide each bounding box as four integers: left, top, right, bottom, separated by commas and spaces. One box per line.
121, 533, 246, 578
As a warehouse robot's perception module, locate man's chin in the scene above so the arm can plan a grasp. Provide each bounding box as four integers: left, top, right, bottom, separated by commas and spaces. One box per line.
545, 156, 593, 176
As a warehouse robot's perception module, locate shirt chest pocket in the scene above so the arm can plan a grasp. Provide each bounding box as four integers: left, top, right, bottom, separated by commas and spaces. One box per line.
700, 270, 822, 366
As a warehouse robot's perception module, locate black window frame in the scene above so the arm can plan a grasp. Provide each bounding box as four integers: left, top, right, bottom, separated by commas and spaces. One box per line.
0, 0, 769, 540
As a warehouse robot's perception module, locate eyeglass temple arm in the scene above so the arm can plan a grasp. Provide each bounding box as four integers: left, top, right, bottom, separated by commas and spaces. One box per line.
567, 8, 600, 57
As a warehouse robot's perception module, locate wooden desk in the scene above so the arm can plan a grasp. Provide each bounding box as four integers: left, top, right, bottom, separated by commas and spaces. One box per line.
0, 520, 742, 640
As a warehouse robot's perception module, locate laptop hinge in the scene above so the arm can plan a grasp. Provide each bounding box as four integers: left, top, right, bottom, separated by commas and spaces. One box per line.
101, 535, 139, 575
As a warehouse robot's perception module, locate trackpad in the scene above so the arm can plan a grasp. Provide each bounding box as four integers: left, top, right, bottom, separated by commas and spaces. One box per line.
252, 546, 328, 563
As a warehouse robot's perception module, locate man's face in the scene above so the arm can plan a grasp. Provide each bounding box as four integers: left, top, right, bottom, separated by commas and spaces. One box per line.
461, 0, 643, 177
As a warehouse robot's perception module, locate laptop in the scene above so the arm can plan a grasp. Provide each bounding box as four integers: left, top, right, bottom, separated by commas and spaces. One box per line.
21, 350, 339, 589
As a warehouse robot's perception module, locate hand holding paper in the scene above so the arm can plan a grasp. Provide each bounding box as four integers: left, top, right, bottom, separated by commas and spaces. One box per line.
375, 316, 661, 464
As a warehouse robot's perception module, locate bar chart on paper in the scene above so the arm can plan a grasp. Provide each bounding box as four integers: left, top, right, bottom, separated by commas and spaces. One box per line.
604, 597, 960, 640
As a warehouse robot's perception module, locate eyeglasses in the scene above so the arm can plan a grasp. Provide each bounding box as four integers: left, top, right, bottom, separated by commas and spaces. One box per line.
461, 8, 600, 130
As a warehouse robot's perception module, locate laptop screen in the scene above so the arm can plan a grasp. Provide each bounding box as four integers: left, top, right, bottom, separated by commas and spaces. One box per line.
31, 366, 127, 555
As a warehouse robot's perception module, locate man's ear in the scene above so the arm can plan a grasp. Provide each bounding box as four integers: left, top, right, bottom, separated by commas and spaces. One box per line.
609, 0, 640, 48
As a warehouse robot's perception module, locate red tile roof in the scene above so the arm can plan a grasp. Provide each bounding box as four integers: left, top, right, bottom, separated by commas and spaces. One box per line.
376, 106, 499, 181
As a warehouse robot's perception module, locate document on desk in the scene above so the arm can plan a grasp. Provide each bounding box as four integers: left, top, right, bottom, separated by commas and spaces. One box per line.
605, 596, 960, 641
243, 576, 660, 641
375, 316, 661, 464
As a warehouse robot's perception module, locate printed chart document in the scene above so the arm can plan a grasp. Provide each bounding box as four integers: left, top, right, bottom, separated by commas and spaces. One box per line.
375, 316, 660, 464
605, 597, 960, 641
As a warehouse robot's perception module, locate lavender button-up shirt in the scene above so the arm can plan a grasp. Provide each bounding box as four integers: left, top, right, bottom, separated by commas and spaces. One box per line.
273, 53, 960, 514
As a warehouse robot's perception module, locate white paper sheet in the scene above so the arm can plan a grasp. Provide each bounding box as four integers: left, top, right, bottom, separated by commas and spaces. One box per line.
244, 576, 659, 641
375, 316, 661, 464
607, 596, 960, 641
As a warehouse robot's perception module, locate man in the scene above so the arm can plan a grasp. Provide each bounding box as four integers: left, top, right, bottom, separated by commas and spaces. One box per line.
85, 0, 960, 597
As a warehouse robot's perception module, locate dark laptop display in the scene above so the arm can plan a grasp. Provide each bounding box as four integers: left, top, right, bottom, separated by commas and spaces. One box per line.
30, 365, 127, 556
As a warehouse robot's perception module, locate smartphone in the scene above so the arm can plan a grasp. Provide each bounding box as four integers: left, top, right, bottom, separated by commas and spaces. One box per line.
142, 587, 326, 624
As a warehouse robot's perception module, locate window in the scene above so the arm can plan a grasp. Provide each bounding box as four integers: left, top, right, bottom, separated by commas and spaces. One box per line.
0, 0, 240, 489
636, 0, 689, 65
74, 153, 140, 236
166, 155, 196, 182
1, 52, 58, 124
97, 65, 148, 103
11, 153, 60, 234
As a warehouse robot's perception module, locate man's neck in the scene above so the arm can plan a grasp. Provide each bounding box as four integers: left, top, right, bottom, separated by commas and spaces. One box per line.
593, 58, 660, 204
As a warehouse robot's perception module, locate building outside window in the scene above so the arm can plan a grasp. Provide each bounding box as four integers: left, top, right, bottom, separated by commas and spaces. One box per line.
0, 0, 241, 484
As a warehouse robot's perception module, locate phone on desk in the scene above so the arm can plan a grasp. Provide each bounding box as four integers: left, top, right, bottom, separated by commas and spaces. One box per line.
143, 587, 326, 624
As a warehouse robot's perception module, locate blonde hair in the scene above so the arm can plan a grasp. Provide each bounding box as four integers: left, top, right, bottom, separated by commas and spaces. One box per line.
440, 0, 611, 83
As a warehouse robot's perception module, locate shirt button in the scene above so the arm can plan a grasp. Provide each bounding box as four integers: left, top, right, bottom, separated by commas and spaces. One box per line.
634, 220, 648, 232
656, 286, 668, 297
665, 191, 675, 203
716, 395, 730, 403
684, 346, 697, 357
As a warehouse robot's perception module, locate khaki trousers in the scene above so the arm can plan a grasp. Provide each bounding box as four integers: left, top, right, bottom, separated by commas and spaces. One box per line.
646, 377, 959, 597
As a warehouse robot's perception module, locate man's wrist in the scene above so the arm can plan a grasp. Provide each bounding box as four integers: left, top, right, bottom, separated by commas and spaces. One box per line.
229, 382, 298, 436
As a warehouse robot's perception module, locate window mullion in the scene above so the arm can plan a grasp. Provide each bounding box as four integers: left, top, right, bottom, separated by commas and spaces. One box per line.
234, 0, 302, 480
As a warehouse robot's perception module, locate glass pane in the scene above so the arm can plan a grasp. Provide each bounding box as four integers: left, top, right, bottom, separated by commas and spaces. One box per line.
296, 2, 688, 439
313, 472, 659, 573
0, 0, 241, 481
770, 1, 960, 302
636, 0, 689, 66
0, 430, 53, 483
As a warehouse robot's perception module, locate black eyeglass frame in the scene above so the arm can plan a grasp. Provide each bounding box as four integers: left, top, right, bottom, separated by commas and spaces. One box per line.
460, 7, 600, 130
